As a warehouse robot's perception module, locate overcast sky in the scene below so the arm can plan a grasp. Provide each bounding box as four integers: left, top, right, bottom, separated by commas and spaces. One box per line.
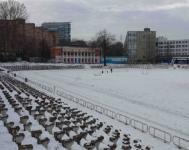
17, 0, 189, 41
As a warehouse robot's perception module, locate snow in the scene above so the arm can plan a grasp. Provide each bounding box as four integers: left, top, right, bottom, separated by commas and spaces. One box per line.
17, 68, 189, 138
0, 122, 18, 150
0, 83, 63, 150
1, 65, 189, 150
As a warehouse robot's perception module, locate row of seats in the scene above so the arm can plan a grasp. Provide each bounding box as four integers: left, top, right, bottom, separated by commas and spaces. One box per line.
0, 75, 152, 150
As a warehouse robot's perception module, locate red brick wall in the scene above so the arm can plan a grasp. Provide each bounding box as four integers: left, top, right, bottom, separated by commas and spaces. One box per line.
0, 19, 58, 61
51, 47, 62, 58
25, 23, 35, 57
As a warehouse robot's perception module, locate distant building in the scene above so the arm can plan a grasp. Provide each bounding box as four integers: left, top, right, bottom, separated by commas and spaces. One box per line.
124, 28, 156, 63
51, 46, 100, 64
42, 22, 71, 46
0, 19, 57, 62
156, 36, 189, 63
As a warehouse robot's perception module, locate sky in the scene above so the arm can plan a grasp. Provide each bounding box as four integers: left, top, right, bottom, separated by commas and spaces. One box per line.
15, 0, 189, 41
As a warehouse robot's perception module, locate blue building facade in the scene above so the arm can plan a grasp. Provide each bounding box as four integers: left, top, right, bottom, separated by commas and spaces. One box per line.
101, 57, 127, 64
42, 22, 71, 46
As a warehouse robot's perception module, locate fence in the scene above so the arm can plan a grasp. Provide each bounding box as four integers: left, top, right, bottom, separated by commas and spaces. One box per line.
104, 108, 117, 119
1, 64, 84, 71
6, 72, 189, 150
95, 105, 104, 114
173, 136, 189, 150
86, 101, 95, 110
117, 114, 130, 125
131, 119, 148, 133
149, 127, 172, 143
1, 63, 174, 72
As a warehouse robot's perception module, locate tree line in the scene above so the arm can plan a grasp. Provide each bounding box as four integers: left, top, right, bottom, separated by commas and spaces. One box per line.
71, 31, 125, 66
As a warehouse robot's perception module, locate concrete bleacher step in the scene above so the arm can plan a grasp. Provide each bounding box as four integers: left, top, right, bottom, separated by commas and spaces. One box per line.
0, 75, 154, 150
18, 144, 33, 150
37, 137, 50, 148
23, 122, 32, 131
20, 115, 29, 125
14, 133, 25, 145
31, 130, 42, 138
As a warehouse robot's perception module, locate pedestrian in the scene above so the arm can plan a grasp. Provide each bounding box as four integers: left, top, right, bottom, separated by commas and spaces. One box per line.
110, 68, 113, 73
102, 70, 104, 74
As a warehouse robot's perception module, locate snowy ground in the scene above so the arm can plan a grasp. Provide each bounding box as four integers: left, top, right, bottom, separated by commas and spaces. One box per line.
1, 68, 180, 150
17, 67, 189, 140
1, 64, 189, 149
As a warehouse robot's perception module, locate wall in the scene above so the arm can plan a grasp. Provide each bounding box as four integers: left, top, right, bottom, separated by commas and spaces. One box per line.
0, 19, 58, 62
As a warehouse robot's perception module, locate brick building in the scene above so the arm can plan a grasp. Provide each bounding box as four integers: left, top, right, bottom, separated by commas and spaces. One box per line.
0, 19, 57, 62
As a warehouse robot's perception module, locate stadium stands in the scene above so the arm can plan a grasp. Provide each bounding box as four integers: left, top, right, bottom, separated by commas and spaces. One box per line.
0, 75, 152, 149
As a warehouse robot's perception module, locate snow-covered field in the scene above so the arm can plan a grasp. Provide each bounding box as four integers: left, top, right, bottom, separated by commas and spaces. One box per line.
18, 67, 189, 139
1, 67, 181, 150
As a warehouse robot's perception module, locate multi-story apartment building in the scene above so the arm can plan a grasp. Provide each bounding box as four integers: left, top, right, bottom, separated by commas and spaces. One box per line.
156, 36, 189, 62
0, 19, 57, 61
51, 46, 100, 64
124, 28, 156, 63
42, 22, 71, 46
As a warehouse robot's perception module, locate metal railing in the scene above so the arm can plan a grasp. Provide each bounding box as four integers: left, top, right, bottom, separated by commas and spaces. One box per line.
104, 108, 117, 119
173, 136, 189, 150
86, 101, 95, 110
8, 72, 189, 150
149, 126, 172, 143
1, 64, 84, 71
117, 114, 130, 125
131, 119, 148, 133
95, 105, 104, 114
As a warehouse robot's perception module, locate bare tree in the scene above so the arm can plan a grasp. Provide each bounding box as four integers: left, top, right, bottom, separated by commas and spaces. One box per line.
96, 30, 115, 66
0, 0, 28, 20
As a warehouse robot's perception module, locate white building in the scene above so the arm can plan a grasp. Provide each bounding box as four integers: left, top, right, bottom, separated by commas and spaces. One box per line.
51, 46, 100, 64
157, 37, 189, 58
